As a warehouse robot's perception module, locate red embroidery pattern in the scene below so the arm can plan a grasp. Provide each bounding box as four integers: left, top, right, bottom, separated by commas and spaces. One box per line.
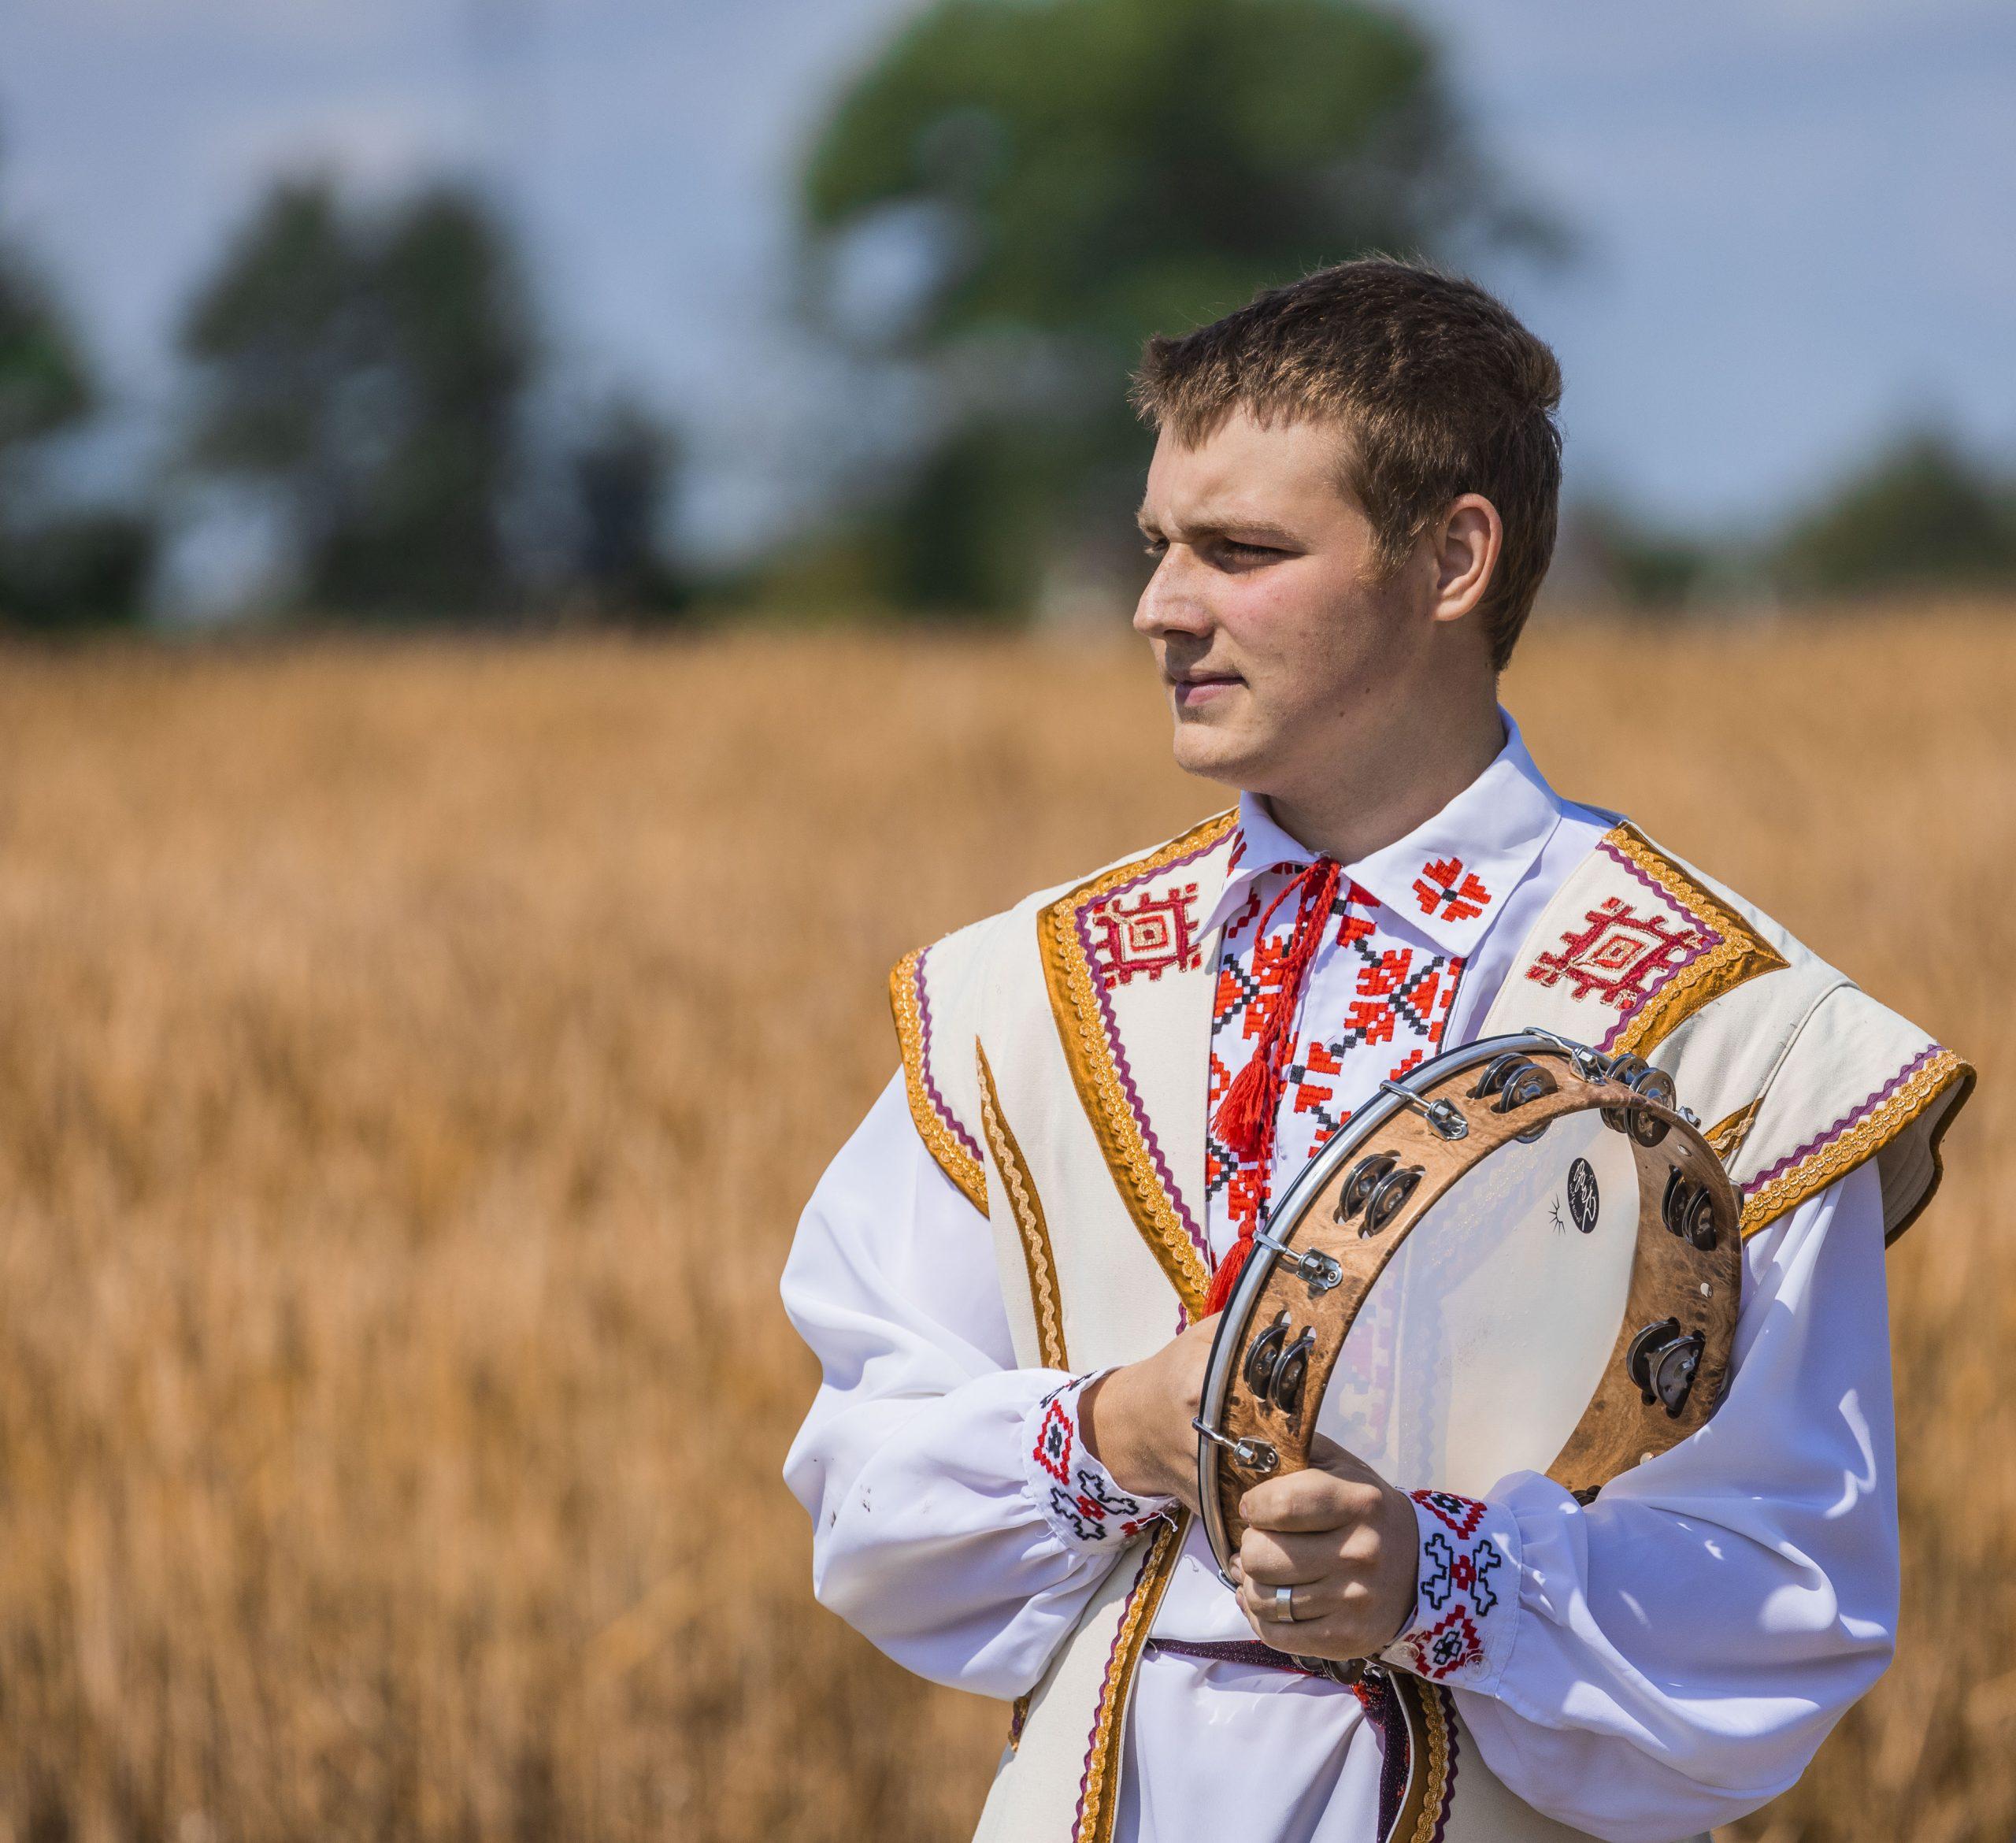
1414, 855, 1492, 923
1414, 1489, 1486, 1540
1028, 1380, 1158, 1546
1088, 883, 1204, 987
1033, 1397, 1073, 1485
1396, 1605, 1485, 1682
1525, 896, 1703, 1014
1392, 1489, 1503, 1684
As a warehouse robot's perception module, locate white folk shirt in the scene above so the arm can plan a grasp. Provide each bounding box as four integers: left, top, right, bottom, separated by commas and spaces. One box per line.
780, 714, 1899, 1843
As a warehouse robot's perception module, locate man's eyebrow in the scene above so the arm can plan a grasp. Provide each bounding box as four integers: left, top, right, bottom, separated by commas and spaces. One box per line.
1135, 508, 1302, 545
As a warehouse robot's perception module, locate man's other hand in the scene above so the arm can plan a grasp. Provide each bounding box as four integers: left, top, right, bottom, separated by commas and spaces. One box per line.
1078, 1313, 1221, 1511
1230, 1435, 1419, 1662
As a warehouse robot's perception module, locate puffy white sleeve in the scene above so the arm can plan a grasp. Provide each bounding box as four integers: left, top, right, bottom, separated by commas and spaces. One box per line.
780, 1071, 1174, 1699
1381, 1157, 1898, 1842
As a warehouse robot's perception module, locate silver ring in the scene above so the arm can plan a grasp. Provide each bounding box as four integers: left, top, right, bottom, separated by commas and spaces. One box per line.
1273, 1583, 1298, 1624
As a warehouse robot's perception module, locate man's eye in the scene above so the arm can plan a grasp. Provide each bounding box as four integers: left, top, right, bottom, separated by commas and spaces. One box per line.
1219, 540, 1279, 561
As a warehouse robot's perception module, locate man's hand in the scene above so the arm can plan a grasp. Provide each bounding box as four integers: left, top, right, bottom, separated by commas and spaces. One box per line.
1078, 1314, 1221, 1511
1230, 1435, 1419, 1663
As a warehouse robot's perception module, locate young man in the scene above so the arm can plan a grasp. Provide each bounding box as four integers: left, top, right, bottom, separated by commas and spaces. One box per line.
780, 258, 1972, 1843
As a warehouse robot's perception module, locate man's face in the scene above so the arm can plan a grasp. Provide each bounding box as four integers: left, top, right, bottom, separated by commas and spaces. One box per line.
1133, 403, 1434, 799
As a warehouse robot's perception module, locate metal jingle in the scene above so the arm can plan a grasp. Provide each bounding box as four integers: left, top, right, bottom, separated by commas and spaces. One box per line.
1335, 1151, 1398, 1222
1472, 1052, 1532, 1100
1271, 1328, 1316, 1418
1361, 1164, 1422, 1237
1661, 1170, 1698, 1240
1681, 1185, 1718, 1252
1495, 1062, 1558, 1112
1601, 1054, 1650, 1132
1630, 1066, 1678, 1111
1651, 1333, 1704, 1417
1243, 1310, 1291, 1404
1625, 1315, 1682, 1400
1627, 1104, 1671, 1148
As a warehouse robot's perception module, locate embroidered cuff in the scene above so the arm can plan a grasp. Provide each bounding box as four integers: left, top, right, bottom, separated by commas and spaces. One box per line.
1022, 1371, 1176, 1552
1380, 1489, 1521, 1693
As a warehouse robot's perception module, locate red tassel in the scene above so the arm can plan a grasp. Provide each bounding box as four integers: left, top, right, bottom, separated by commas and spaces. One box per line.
1202, 853, 1342, 1319
1203, 1232, 1254, 1316
1212, 1052, 1273, 1163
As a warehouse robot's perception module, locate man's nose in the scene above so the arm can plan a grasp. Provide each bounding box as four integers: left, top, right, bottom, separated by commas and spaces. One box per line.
1133, 549, 1215, 640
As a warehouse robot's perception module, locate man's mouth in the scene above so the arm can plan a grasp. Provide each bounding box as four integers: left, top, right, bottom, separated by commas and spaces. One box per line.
1168, 669, 1243, 709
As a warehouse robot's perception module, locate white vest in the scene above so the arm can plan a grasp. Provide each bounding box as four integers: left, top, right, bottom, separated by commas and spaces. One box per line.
889, 810, 1972, 1843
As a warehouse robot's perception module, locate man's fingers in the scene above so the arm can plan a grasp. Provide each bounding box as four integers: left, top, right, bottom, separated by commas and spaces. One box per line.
1238, 1525, 1355, 1585
1240, 1465, 1384, 1533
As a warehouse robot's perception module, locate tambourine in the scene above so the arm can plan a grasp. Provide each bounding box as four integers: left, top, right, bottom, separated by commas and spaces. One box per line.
1195, 1029, 1741, 1582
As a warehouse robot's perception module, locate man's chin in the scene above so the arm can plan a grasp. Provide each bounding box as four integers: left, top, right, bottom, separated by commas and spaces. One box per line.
1169, 720, 1269, 790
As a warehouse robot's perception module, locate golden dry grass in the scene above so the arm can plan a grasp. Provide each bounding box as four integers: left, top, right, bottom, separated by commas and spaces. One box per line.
0, 605, 2007, 1843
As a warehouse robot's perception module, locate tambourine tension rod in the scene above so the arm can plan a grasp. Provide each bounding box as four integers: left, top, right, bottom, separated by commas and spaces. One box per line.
1249, 1227, 1343, 1292
1375, 1080, 1468, 1140
1192, 1417, 1280, 1474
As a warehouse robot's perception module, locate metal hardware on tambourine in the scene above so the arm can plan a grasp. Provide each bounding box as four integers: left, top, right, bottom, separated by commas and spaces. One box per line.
1523, 1026, 1613, 1082
1244, 1311, 1289, 1397
1252, 1227, 1343, 1294
1244, 1311, 1316, 1419
1661, 1170, 1718, 1250
1376, 1078, 1469, 1140
1473, 1052, 1558, 1141
1361, 1163, 1422, 1236
1333, 1151, 1398, 1222
1626, 1318, 1706, 1417
1192, 1416, 1279, 1474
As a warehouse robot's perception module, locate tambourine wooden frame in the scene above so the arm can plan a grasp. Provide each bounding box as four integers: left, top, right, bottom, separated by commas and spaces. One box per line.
1195, 1031, 1742, 1581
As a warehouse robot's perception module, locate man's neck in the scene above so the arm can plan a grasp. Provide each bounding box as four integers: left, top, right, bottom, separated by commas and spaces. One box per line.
1258, 702, 1508, 866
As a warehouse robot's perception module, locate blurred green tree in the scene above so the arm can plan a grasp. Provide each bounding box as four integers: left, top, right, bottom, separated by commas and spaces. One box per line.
567, 395, 689, 621
1773, 425, 2016, 598
0, 123, 155, 631
792, 0, 1566, 617
177, 175, 539, 619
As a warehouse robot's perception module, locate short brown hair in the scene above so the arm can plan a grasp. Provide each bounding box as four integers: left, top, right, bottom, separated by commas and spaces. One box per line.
1128, 255, 1563, 671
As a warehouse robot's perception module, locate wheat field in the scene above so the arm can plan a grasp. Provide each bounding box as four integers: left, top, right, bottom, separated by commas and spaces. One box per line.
0, 606, 2007, 1843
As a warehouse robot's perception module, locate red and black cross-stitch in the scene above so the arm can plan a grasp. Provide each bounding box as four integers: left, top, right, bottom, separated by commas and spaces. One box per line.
1393, 1487, 1503, 1682
1205, 864, 1467, 1254
1414, 855, 1493, 923
1033, 1396, 1073, 1486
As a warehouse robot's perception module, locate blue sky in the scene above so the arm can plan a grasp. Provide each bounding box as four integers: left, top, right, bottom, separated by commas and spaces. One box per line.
1, 0, 2011, 566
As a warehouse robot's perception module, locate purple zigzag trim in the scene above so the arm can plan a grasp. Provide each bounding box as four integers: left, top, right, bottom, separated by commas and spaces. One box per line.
1074, 836, 1221, 1261
1072, 1537, 1157, 1840
1742, 1044, 1942, 1195
1591, 836, 1721, 1053
912, 952, 985, 1165
1429, 1684, 1460, 1841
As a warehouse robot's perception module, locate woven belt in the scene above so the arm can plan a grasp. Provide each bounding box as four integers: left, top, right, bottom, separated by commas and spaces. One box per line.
1143, 1636, 1366, 1687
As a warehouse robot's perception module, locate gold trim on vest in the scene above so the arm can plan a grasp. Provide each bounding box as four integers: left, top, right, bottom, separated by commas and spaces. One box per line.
1038, 813, 1235, 1322
977, 1043, 1069, 1372
1390, 1673, 1456, 1843
1740, 1044, 1972, 1239
890, 945, 988, 1212
1074, 1515, 1187, 1843
1703, 1098, 1762, 1165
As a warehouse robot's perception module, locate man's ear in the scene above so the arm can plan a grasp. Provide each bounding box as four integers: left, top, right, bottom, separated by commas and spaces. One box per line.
1429, 495, 1503, 627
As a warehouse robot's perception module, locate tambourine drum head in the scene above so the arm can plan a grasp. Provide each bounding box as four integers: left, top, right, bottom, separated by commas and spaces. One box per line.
1314, 1110, 1641, 1500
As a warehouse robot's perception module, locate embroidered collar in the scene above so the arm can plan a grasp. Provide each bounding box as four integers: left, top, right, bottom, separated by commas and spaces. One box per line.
1203, 709, 1565, 956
